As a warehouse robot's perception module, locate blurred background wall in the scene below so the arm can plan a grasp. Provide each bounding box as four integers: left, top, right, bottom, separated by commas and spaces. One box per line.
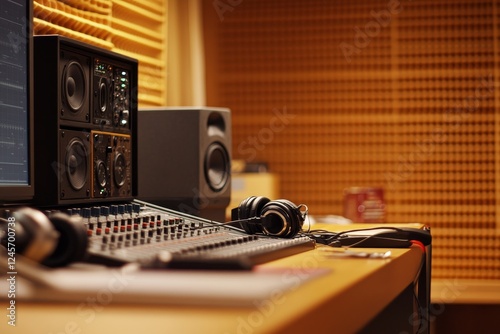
203, 0, 500, 282
32, 0, 500, 331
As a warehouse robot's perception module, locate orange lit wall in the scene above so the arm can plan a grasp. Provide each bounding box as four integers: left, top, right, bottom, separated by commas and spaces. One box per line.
203, 0, 500, 282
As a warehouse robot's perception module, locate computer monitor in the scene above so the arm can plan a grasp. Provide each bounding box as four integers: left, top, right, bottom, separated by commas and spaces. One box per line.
0, 0, 34, 204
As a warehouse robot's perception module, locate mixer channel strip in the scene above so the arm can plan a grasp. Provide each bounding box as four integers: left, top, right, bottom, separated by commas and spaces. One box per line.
70, 201, 316, 269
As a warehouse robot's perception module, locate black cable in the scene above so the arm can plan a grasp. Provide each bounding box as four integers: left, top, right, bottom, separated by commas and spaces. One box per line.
411, 249, 427, 333
302, 226, 408, 247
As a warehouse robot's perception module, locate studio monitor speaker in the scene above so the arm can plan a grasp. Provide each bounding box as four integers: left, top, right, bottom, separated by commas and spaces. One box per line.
33, 35, 138, 206
138, 107, 232, 222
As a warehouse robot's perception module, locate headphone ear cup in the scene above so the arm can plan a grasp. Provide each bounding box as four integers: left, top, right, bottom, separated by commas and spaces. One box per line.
260, 199, 304, 238
12, 207, 60, 262
236, 196, 270, 234
279, 199, 305, 234
42, 212, 89, 267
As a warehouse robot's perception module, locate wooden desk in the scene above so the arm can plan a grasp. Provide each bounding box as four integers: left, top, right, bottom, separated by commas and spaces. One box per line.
1, 224, 426, 334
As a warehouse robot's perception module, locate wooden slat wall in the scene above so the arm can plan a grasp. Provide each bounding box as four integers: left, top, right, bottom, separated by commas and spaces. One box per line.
203, 0, 500, 280
33, 0, 166, 107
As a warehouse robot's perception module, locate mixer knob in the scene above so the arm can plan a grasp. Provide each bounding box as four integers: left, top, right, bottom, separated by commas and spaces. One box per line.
82, 207, 91, 218
91, 206, 100, 217
101, 206, 109, 217
110, 205, 118, 215
132, 203, 141, 213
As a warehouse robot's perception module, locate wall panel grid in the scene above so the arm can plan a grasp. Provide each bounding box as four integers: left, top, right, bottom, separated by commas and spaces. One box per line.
205, 0, 500, 280
33, 0, 166, 107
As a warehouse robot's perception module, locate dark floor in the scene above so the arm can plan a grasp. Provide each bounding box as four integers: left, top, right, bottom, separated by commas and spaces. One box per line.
430, 304, 500, 334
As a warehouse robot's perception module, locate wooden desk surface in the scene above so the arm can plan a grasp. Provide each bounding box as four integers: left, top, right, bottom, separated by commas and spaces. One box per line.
1, 224, 424, 334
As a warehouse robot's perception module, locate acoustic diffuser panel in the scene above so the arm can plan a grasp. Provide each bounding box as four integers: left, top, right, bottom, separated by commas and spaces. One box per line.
203, 0, 500, 281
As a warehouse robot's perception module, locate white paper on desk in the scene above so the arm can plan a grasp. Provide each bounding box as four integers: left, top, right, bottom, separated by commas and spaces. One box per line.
343, 228, 397, 236
0, 266, 328, 307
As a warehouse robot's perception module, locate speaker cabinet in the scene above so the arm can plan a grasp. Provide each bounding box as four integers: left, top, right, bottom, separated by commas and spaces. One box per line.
138, 107, 232, 222
33, 35, 138, 206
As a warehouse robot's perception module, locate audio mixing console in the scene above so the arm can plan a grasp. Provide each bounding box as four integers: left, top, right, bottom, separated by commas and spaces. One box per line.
59, 200, 315, 270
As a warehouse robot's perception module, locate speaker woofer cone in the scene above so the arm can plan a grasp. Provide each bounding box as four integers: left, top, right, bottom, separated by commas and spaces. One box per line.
65, 138, 88, 190
205, 142, 230, 192
63, 61, 86, 112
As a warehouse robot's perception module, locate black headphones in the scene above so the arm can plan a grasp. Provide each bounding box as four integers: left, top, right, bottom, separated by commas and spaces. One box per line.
230, 196, 308, 238
0, 207, 88, 267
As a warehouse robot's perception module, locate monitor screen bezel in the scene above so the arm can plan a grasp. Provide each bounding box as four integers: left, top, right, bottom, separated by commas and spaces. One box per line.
0, 0, 34, 204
